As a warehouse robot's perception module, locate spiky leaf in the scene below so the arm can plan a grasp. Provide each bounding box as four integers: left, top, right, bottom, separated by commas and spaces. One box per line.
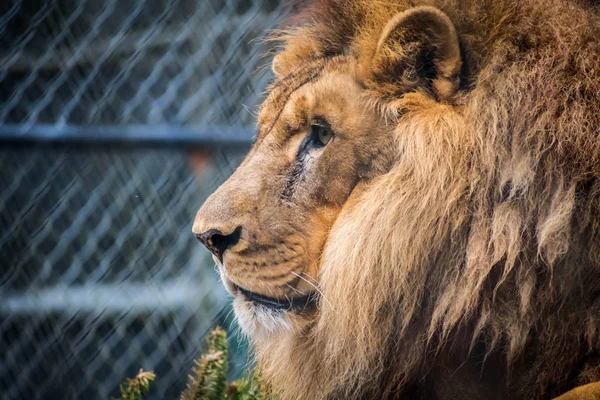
181, 327, 229, 400
113, 369, 155, 400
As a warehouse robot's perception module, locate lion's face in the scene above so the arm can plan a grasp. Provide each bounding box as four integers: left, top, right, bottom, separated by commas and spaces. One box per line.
193, 59, 393, 335
194, 5, 464, 338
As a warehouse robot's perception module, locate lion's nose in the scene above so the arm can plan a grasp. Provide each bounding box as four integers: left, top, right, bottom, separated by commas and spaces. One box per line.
195, 227, 241, 262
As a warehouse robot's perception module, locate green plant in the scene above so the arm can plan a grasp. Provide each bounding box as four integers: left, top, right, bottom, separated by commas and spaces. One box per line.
181, 326, 229, 400
113, 369, 155, 400
226, 372, 265, 400
112, 327, 266, 400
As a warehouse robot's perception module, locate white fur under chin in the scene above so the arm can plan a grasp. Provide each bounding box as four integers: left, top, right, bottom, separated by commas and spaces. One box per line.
233, 296, 296, 338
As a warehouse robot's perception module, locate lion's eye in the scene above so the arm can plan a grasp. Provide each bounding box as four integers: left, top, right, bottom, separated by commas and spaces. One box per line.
310, 124, 333, 147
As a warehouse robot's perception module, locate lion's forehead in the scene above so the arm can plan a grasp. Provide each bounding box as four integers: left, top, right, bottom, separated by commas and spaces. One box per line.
256, 61, 325, 141
256, 57, 360, 143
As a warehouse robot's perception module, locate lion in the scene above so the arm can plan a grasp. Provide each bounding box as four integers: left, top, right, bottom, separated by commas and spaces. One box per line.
192, 0, 600, 398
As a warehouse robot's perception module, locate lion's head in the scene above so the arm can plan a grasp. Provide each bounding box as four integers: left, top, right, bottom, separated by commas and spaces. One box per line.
193, 4, 462, 336
193, 1, 600, 399
193, 58, 395, 336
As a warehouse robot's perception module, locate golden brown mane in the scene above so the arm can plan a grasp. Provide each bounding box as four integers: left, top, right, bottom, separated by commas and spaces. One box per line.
251, 1, 600, 399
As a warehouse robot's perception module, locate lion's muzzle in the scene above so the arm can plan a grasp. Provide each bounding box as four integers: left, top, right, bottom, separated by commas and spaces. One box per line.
192, 157, 318, 312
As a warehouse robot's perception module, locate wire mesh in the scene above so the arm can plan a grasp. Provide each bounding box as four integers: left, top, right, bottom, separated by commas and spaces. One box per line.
0, 1, 286, 399
0, 0, 282, 127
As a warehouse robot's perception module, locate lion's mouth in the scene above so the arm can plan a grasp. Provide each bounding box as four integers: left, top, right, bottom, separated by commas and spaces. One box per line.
234, 284, 318, 312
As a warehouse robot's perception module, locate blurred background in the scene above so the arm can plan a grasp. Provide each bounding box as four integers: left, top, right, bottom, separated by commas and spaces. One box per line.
0, 1, 287, 399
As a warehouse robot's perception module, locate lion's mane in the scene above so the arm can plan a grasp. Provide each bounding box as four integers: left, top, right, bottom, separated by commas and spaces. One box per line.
253, 1, 600, 399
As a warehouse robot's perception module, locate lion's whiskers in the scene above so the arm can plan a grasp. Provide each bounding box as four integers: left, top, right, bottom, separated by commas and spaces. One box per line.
285, 283, 307, 296
290, 271, 334, 310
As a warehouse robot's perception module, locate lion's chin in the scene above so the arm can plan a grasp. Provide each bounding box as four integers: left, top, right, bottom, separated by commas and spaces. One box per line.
218, 270, 317, 337
232, 296, 300, 337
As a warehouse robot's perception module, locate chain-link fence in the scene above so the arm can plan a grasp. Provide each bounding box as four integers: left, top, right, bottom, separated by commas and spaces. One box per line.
0, 1, 287, 399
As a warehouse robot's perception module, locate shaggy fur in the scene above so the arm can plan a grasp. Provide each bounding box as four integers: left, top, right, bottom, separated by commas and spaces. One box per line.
259, 1, 600, 399
194, 0, 600, 399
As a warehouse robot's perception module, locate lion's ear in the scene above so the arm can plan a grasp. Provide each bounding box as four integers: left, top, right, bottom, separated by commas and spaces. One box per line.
367, 6, 461, 102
